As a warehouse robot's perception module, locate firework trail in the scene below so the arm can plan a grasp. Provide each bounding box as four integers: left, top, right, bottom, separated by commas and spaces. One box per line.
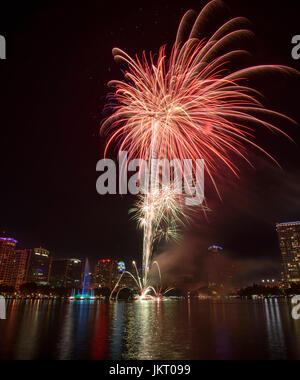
130, 182, 192, 285
102, 0, 298, 292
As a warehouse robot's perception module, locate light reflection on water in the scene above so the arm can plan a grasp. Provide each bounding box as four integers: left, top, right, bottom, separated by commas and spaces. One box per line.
0, 299, 299, 360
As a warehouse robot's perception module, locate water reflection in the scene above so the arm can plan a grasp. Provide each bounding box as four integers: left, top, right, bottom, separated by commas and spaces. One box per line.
210, 302, 234, 360
264, 299, 286, 360
91, 302, 108, 360
0, 299, 299, 360
57, 302, 73, 360
110, 302, 124, 359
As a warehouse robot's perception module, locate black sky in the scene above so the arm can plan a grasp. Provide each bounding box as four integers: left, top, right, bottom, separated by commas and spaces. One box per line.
0, 0, 300, 275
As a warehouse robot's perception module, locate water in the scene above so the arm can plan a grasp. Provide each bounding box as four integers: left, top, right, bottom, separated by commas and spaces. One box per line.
0, 299, 300, 360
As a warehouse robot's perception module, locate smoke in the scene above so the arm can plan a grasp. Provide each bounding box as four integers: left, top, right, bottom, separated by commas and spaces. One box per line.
151, 236, 282, 291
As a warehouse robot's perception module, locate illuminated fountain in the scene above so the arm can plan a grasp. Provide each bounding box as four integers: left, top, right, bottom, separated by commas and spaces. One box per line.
69, 258, 96, 301
110, 260, 174, 301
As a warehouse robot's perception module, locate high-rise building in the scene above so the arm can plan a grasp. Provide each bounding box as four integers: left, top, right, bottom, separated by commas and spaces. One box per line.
207, 245, 225, 288
26, 248, 52, 285
0, 237, 18, 287
276, 221, 300, 285
117, 261, 126, 274
94, 259, 117, 289
50, 258, 83, 288
14, 250, 30, 289
206, 245, 233, 295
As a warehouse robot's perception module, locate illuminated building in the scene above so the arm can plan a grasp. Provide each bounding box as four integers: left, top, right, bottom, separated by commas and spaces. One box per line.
276, 221, 300, 285
207, 245, 224, 288
117, 261, 126, 274
0, 237, 18, 287
94, 259, 117, 289
50, 258, 83, 288
208, 245, 224, 254
14, 249, 30, 289
206, 245, 233, 295
26, 248, 52, 285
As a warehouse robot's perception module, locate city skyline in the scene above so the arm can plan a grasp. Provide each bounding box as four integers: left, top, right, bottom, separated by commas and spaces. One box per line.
0, 235, 131, 291
2, 217, 300, 290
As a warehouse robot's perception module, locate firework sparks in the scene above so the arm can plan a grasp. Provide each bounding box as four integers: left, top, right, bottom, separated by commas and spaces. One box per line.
103, 0, 298, 294
130, 184, 189, 239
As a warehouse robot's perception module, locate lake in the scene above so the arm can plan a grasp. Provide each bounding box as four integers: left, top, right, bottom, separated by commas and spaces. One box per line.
0, 298, 299, 360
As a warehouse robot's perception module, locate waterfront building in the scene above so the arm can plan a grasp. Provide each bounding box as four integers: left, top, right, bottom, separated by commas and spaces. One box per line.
94, 259, 118, 289
14, 249, 30, 289
206, 245, 233, 295
276, 221, 300, 285
0, 236, 18, 287
26, 248, 52, 285
117, 261, 126, 274
50, 258, 83, 288
207, 245, 225, 287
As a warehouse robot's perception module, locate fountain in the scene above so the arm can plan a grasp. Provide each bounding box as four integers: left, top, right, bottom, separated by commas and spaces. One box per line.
69, 258, 96, 301
109, 261, 174, 301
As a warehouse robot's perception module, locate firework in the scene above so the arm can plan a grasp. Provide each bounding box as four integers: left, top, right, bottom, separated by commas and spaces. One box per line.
102, 0, 298, 294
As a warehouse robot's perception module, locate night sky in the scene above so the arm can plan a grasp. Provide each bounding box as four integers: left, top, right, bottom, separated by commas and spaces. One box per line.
1, 0, 300, 278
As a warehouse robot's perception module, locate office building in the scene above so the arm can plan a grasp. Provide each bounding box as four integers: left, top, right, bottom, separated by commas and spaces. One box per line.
0, 236, 18, 287
276, 221, 300, 285
206, 245, 233, 295
26, 248, 52, 285
14, 249, 30, 289
94, 259, 118, 289
50, 258, 83, 288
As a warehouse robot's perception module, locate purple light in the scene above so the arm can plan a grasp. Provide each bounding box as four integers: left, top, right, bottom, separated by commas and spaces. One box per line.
277, 221, 300, 227
0, 237, 18, 244
208, 245, 223, 250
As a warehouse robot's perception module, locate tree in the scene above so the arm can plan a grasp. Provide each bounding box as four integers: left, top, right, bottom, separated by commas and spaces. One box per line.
0, 285, 14, 294
19, 282, 38, 295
